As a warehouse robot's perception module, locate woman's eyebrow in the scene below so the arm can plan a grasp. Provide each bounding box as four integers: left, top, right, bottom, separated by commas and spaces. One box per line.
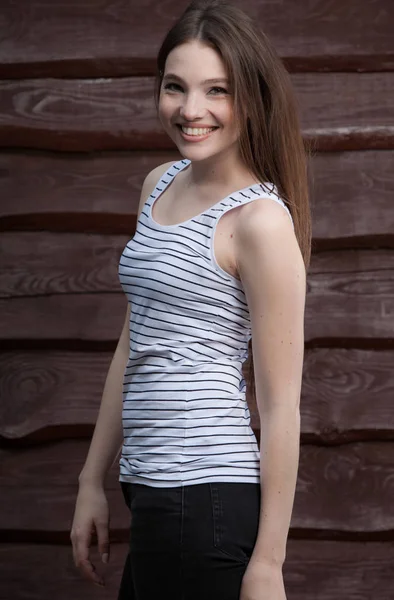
162, 73, 228, 84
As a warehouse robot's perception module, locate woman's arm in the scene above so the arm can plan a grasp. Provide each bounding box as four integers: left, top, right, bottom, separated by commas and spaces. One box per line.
235, 198, 306, 567
72, 161, 178, 585
78, 303, 130, 486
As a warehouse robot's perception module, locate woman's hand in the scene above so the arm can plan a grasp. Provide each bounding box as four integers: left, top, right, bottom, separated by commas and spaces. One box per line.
240, 557, 287, 600
70, 482, 110, 587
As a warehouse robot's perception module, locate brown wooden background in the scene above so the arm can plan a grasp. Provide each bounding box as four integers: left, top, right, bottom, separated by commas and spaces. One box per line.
1, 1, 394, 598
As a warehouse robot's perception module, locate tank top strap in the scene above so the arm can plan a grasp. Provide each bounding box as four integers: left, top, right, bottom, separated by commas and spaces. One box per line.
147, 158, 294, 229
148, 159, 190, 202
207, 182, 294, 229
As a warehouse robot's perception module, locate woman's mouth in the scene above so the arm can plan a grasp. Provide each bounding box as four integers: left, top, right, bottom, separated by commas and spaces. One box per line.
176, 124, 219, 142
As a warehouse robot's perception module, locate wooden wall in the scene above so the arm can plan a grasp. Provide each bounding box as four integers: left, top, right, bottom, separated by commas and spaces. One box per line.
1, 1, 394, 598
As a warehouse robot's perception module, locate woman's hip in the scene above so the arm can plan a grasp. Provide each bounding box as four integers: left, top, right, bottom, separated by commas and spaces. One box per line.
118, 480, 261, 599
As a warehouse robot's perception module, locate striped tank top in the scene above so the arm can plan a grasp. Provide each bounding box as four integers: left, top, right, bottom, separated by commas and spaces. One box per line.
118, 158, 294, 488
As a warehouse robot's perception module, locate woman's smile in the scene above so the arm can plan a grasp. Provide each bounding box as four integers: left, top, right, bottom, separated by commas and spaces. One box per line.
176, 123, 220, 142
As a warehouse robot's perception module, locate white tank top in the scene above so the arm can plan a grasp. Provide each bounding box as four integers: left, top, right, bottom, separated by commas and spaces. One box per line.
118, 158, 294, 487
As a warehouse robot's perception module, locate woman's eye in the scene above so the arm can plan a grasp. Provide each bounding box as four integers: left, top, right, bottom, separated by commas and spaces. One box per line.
163, 83, 228, 95
163, 83, 182, 91
209, 87, 228, 95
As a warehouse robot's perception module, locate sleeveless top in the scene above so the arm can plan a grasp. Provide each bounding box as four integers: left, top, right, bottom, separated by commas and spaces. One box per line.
118, 158, 294, 488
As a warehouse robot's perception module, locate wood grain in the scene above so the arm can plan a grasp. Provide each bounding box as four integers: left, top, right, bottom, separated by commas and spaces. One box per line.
1, 348, 394, 441
282, 539, 394, 599
1, 150, 394, 242
0, 74, 393, 152
1, 440, 394, 537
0, 350, 112, 440
252, 347, 394, 443
1, 235, 392, 343
305, 248, 394, 341
0, 543, 126, 600
1, 0, 393, 595
0, 0, 393, 77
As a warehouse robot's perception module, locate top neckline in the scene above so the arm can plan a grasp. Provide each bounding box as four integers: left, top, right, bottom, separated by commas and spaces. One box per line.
149, 159, 275, 230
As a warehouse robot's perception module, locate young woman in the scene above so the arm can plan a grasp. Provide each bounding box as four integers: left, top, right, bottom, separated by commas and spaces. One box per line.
71, 1, 312, 598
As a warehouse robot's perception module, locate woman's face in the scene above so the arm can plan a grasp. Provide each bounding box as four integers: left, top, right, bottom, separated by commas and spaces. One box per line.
158, 40, 240, 162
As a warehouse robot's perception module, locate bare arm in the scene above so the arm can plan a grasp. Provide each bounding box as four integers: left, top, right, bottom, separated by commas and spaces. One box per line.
71, 161, 178, 584
78, 302, 130, 486
236, 199, 306, 567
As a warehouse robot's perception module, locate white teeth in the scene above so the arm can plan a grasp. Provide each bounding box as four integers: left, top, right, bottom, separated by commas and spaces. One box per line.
181, 126, 216, 136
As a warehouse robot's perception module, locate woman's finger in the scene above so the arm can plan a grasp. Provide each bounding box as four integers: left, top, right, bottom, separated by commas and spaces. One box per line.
78, 557, 104, 587
73, 525, 104, 586
96, 519, 110, 564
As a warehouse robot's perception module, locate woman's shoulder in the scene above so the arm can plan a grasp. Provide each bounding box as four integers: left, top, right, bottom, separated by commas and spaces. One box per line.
234, 196, 303, 279
235, 187, 295, 238
142, 160, 178, 195
137, 160, 178, 215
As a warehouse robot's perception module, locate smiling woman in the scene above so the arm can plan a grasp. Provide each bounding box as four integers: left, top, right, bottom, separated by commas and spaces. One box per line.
70, 1, 312, 599
159, 41, 239, 149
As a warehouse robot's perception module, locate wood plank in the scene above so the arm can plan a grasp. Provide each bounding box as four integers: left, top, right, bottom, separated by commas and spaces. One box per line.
0, 543, 126, 600
283, 540, 394, 599
0, 441, 130, 540
1, 440, 394, 536
251, 347, 394, 444
0, 293, 127, 343
0, 350, 112, 440
311, 150, 394, 243
1, 540, 394, 599
0, 77, 161, 152
1, 232, 126, 299
1, 150, 394, 242
0, 74, 393, 152
0, 440, 129, 537
293, 442, 394, 536
1, 348, 394, 441
0, 0, 393, 77
0, 150, 178, 228
305, 248, 394, 341
0, 241, 392, 342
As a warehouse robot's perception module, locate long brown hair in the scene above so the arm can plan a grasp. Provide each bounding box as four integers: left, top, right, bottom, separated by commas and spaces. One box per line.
153, 0, 313, 403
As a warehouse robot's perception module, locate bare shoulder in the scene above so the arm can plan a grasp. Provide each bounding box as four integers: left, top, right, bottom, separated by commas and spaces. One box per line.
238, 196, 294, 236
137, 161, 176, 215
138, 160, 176, 205
234, 197, 306, 291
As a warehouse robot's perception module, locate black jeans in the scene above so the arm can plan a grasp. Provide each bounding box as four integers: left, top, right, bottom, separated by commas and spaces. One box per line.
118, 480, 261, 600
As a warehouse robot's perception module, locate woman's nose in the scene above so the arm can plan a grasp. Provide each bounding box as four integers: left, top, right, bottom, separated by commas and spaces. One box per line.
179, 93, 204, 120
